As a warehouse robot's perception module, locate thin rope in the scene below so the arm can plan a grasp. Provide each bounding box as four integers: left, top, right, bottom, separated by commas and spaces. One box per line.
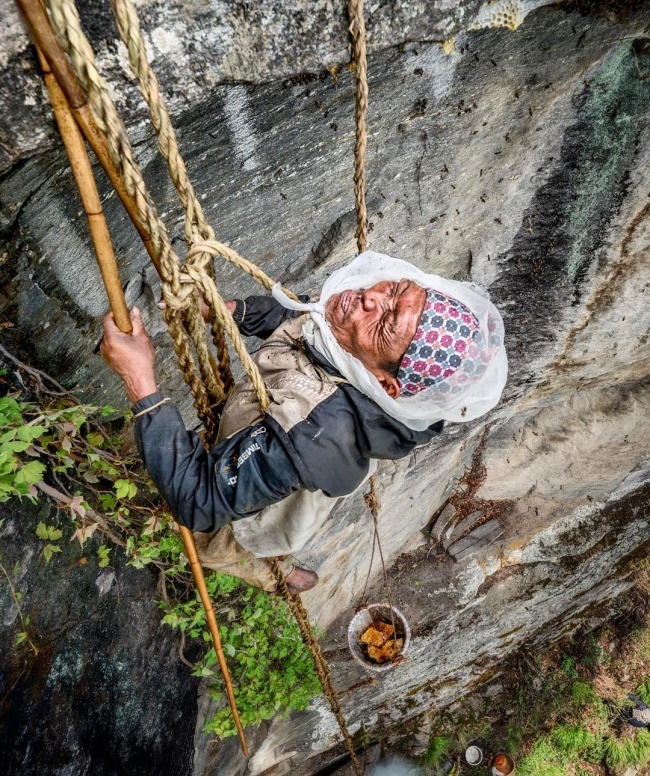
362, 479, 396, 637
269, 560, 363, 776
359, 516, 377, 607
348, 0, 369, 254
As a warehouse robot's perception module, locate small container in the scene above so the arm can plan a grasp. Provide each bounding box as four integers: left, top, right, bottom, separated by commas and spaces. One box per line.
465, 744, 485, 766
347, 603, 411, 673
491, 752, 516, 775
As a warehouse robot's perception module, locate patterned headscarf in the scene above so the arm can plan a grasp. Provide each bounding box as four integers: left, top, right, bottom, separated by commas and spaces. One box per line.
398, 289, 481, 397
273, 251, 507, 430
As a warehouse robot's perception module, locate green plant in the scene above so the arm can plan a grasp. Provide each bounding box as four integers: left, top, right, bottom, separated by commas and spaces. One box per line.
636, 678, 650, 704
175, 574, 321, 735
0, 397, 47, 501
517, 738, 572, 776
571, 681, 597, 706
604, 729, 650, 769
0, 546, 38, 655
560, 655, 578, 679
553, 725, 600, 757
422, 735, 450, 767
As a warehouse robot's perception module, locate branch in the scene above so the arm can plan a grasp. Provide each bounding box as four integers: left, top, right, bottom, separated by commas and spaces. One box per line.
0, 559, 39, 655
0, 342, 75, 398
178, 628, 195, 669
34, 480, 126, 548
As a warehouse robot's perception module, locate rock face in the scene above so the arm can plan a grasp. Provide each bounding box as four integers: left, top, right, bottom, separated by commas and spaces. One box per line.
0, 0, 556, 172
0, 499, 199, 775
1, 1, 650, 774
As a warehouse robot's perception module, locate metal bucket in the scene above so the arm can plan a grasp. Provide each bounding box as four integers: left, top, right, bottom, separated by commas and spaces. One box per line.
347, 603, 411, 673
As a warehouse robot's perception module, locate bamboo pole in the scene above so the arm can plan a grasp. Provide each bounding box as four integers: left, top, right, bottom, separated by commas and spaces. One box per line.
15, 0, 161, 274
179, 525, 249, 754
36, 47, 132, 333
26, 11, 250, 757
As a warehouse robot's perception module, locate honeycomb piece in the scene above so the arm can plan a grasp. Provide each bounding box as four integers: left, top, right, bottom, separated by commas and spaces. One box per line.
367, 644, 386, 662
472, 0, 524, 32
361, 621, 394, 648
380, 638, 403, 662
367, 638, 404, 664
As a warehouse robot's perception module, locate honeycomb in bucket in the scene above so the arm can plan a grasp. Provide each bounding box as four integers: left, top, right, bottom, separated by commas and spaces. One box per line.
361, 620, 404, 664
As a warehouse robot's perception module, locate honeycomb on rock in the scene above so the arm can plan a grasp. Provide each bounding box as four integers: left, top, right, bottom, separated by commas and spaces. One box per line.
472, 0, 525, 32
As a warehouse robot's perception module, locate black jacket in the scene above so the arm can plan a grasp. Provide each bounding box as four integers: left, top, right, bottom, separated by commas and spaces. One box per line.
133, 296, 443, 532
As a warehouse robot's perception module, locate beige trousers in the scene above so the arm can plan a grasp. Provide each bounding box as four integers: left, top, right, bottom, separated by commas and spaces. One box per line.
193, 525, 294, 592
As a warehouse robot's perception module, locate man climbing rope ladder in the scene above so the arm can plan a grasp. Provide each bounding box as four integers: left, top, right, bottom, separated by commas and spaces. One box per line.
101, 250, 508, 595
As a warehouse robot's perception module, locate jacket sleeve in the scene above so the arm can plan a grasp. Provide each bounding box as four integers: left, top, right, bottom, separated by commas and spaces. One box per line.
132, 393, 307, 532
237, 294, 309, 339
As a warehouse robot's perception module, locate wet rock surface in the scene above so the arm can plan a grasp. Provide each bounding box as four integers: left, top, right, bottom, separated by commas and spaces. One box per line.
1, 1, 650, 774
0, 499, 199, 775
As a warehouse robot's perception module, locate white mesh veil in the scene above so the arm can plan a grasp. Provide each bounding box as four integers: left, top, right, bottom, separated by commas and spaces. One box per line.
273, 251, 508, 431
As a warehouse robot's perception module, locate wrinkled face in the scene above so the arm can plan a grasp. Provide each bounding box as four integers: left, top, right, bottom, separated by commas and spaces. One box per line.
325, 279, 427, 397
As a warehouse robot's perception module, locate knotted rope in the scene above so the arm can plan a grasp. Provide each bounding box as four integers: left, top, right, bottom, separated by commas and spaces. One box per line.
45, 0, 224, 437
45, 0, 298, 428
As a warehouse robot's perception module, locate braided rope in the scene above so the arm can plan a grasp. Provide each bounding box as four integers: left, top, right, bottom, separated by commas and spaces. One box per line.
108, 0, 234, 396
269, 560, 362, 776
110, 0, 211, 241
45, 0, 279, 414
45, 0, 225, 432
348, 0, 369, 254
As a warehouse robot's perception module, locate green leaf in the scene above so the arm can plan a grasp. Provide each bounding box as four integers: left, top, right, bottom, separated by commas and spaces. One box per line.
37, 523, 62, 541
17, 425, 46, 442
43, 543, 62, 563
36, 522, 49, 540
15, 461, 45, 486
4, 441, 31, 453
99, 493, 117, 511
86, 432, 105, 447
114, 479, 138, 500
97, 545, 111, 568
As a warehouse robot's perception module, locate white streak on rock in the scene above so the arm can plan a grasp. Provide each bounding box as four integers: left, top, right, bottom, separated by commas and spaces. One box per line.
222, 86, 260, 172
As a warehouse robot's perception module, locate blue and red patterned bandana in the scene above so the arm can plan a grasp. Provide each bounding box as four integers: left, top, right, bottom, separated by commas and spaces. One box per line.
397, 289, 481, 397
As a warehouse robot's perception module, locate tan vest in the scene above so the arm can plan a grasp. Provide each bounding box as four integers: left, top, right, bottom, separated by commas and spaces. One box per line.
216, 316, 373, 557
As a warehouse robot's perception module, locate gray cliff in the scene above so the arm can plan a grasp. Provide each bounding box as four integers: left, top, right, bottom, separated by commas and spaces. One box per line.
1, 1, 649, 774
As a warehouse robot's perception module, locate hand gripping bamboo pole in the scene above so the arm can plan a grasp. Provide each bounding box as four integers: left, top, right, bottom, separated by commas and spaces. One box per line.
17, 0, 229, 398
16, 0, 161, 275
28, 20, 250, 757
